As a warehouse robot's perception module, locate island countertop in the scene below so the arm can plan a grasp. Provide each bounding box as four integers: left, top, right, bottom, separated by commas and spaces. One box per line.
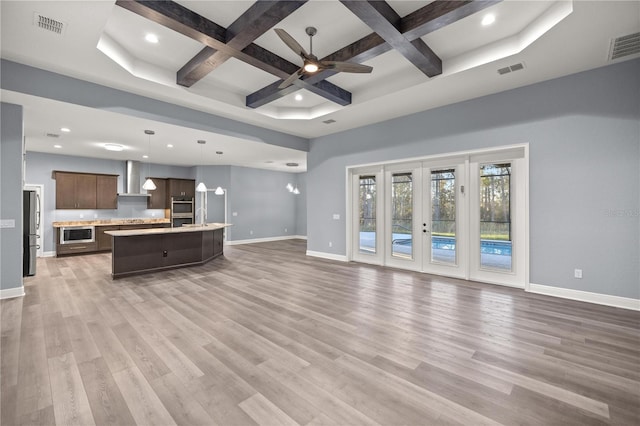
105, 223, 230, 237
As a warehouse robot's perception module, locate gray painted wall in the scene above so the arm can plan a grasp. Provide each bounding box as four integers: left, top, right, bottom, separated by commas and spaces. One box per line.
1, 60, 308, 152
307, 59, 640, 299
295, 173, 307, 236
1, 103, 23, 291
25, 151, 194, 253
228, 166, 300, 241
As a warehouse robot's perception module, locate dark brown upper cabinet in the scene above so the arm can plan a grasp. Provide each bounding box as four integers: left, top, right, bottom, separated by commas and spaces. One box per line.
97, 175, 118, 209
146, 177, 168, 209
167, 178, 195, 201
54, 171, 118, 209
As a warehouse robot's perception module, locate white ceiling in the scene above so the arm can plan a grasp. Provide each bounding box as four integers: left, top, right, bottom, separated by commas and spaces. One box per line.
1, 0, 639, 170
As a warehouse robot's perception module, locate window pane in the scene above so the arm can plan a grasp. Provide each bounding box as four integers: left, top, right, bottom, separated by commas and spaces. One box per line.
431, 169, 456, 264
480, 164, 512, 271
391, 172, 413, 259
359, 176, 376, 254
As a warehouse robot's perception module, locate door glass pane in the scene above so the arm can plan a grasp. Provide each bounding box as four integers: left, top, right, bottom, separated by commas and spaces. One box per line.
359, 176, 376, 254
431, 169, 456, 264
480, 164, 512, 271
391, 172, 413, 259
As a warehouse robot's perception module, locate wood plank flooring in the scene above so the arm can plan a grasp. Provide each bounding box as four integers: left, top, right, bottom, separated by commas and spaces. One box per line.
1, 239, 639, 425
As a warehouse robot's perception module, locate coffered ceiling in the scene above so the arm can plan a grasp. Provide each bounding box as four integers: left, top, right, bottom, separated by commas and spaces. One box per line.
1, 1, 639, 169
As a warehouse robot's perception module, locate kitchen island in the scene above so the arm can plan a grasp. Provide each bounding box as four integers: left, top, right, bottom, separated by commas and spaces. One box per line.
105, 223, 230, 278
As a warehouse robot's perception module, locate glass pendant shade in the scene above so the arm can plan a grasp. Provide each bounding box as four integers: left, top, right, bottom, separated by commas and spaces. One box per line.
214, 186, 224, 195
196, 182, 208, 192
142, 178, 156, 191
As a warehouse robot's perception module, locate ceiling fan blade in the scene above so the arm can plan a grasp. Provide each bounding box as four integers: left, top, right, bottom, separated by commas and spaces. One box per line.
323, 61, 373, 73
274, 28, 310, 59
278, 69, 303, 89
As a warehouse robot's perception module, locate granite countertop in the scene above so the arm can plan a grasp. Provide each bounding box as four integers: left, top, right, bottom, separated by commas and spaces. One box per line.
105, 223, 231, 237
52, 218, 170, 227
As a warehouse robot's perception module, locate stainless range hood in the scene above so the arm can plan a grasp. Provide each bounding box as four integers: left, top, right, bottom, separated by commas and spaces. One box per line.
118, 160, 151, 197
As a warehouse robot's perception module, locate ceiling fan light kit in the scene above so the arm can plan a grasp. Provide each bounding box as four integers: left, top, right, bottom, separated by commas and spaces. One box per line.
274, 26, 373, 89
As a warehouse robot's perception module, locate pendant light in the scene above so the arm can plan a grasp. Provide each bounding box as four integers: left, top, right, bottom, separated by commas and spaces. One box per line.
196, 140, 207, 192
142, 130, 156, 191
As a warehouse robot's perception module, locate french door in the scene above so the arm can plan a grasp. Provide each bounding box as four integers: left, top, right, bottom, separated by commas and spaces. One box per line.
349, 146, 527, 288
382, 160, 466, 278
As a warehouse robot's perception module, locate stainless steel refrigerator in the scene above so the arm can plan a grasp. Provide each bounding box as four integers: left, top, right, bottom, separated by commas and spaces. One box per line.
23, 190, 40, 276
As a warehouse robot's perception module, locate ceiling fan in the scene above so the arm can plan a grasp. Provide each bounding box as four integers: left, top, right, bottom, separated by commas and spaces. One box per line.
274, 27, 373, 89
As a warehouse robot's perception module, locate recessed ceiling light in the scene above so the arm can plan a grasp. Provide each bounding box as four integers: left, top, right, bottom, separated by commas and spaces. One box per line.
482, 14, 495, 26
294, 94, 303, 101
104, 143, 124, 152
145, 33, 158, 43
53, 144, 62, 149
142, 154, 149, 159
167, 144, 174, 148
60, 127, 70, 132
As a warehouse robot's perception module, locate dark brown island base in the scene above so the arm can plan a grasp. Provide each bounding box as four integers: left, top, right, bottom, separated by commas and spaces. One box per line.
105, 223, 231, 278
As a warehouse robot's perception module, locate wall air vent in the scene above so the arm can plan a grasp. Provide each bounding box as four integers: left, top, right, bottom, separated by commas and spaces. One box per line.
609, 32, 640, 61
497, 62, 525, 75
33, 12, 66, 35
322, 119, 336, 124
45, 132, 60, 138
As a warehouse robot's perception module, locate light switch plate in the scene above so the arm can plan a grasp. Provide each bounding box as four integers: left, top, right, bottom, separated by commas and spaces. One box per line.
332, 214, 340, 220
0, 219, 16, 229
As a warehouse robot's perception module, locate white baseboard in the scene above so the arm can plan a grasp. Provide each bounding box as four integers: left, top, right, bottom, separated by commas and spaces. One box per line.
42, 251, 56, 258
528, 283, 640, 311
0, 286, 25, 300
226, 235, 307, 246
306, 250, 349, 262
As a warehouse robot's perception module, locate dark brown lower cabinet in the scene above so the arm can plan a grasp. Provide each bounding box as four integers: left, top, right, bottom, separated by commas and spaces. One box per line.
97, 225, 120, 251
111, 228, 223, 278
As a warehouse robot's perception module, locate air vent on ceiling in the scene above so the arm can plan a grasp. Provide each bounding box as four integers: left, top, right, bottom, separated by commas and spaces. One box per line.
609, 32, 640, 61
45, 132, 60, 138
497, 62, 525, 75
322, 119, 336, 124
33, 12, 66, 35
286, 162, 299, 167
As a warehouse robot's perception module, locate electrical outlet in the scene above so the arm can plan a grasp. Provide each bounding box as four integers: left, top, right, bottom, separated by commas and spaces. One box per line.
329, 241, 333, 248
332, 214, 340, 220
284, 228, 287, 233
151, 212, 156, 217
93, 213, 98, 219
250, 230, 253, 235
232, 212, 238, 217
574, 269, 583, 279
79, 213, 84, 218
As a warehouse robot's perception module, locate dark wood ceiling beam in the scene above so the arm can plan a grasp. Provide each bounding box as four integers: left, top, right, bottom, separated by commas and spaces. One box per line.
339, 0, 441, 77
247, 77, 352, 109
116, 0, 351, 106
401, 0, 501, 40
177, 1, 308, 87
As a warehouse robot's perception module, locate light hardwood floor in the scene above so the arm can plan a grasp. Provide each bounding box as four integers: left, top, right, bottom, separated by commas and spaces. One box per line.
1, 239, 639, 425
